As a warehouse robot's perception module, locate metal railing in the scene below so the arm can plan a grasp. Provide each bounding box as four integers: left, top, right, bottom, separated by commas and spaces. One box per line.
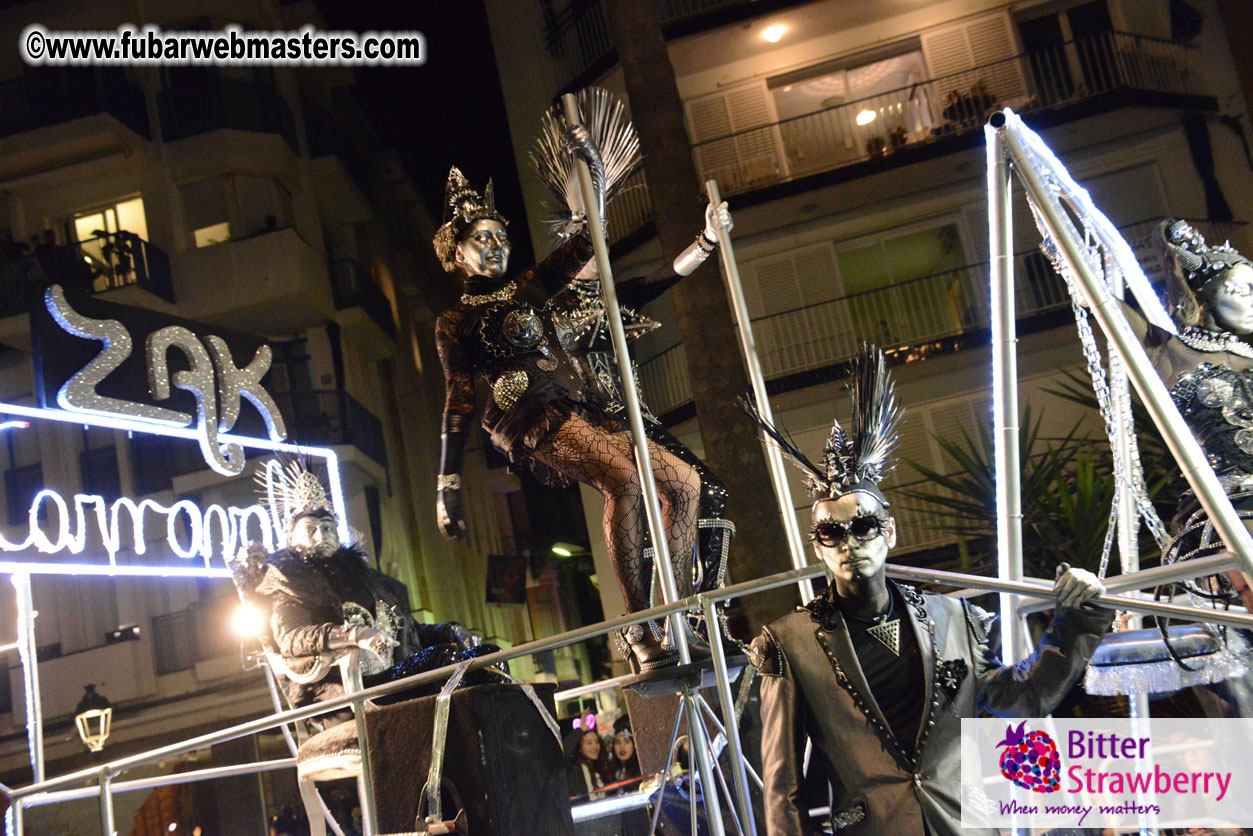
271, 390, 387, 467
158, 77, 298, 152
602, 31, 1200, 241
635, 217, 1244, 418
0, 232, 174, 319
0, 68, 149, 139
8, 558, 1251, 836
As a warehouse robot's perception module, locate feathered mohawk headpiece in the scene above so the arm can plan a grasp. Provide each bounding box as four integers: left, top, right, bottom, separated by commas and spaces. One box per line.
432, 166, 509, 273
258, 459, 336, 538
529, 87, 642, 243
741, 344, 902, 504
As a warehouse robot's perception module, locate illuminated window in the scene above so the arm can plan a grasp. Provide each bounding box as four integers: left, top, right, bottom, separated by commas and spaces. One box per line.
72, 197, 150, 290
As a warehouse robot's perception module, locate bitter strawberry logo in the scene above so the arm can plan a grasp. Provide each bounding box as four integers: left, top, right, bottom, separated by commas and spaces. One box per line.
997, 721, 1061, 793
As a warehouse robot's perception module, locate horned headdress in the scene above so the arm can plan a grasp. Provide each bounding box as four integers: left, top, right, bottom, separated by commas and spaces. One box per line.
432, 166, 509, 273
742, 343, 902, 504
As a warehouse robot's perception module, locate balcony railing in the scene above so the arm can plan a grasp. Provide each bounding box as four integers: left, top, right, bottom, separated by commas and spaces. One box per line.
0, 68, 149, 139
329, 257, 396, 340
272, 390, 387, 467
604, 31, 1201, 242
636, 218, 1243, 417
158, 77, 298, 151
0, 232, 173, 318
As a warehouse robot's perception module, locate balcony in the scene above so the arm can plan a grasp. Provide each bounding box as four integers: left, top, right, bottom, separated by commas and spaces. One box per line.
604, 32, 1206, 244
158, 77, 297, 152
0, 232, 173, 319
637, 218, 1243, 419
271, 390, 387, 468
0, 68, 148, 140
329, 257, 396, 341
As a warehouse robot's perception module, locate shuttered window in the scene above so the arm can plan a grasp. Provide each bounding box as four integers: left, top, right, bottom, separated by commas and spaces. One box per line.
685, 81, 786, 190
920, 11, 1027, 108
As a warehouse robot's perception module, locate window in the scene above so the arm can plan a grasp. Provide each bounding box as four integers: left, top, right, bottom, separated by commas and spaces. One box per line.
181, 174, 294, 247
131, 435, 174, 495
152, 610, 197, 674
835, 222, 968, 343
3, 422, 42, 526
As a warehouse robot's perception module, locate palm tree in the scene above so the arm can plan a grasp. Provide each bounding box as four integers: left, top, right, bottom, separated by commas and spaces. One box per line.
606, 0, 793, 629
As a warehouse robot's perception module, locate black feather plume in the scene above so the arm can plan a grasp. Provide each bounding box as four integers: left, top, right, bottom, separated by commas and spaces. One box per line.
738, 394, 828, 494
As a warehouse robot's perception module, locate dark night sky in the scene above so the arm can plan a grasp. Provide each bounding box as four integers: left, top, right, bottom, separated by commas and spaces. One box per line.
317, 0, 535, 265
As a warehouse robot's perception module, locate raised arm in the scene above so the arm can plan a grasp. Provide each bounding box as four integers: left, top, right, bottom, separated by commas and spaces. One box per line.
435, 310, 476, 540
618, 201, 733, 309
975, 566, 1112, 717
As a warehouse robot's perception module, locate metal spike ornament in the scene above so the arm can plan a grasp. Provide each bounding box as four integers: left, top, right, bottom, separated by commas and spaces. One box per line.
529, 87, 642, 242
742, 343, 901, 503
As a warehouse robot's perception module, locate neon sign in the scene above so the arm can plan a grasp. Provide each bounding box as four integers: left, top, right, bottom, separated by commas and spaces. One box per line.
0, 404, 346, 579
40, 285, 287, 476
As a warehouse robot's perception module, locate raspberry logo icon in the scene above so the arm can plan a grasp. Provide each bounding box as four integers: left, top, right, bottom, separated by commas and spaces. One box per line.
996, 721, 1060, 793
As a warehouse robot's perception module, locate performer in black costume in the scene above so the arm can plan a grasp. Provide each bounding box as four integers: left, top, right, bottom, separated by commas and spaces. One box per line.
743, 345, 1111, 836
433, 94, 737, 670
246, 462, 477, 713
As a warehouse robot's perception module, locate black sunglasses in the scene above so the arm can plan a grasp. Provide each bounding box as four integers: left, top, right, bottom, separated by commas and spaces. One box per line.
809, 514, 889, 547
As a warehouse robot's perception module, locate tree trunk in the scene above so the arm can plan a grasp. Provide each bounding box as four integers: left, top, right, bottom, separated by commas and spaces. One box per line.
606, 0, 797, 632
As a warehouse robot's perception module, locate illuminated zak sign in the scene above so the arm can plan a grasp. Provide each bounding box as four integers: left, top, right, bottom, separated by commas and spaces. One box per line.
39, 285, 287, 475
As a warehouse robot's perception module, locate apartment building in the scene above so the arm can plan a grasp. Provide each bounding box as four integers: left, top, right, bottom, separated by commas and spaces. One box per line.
482, 0, 1253, 617
0, 1, 536, 830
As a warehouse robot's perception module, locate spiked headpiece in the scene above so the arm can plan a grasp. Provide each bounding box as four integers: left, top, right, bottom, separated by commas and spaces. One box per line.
258, 459, 336, 536
1154, 219, 1251, 326
742, 344, 902, 505
432, 166, 509, 273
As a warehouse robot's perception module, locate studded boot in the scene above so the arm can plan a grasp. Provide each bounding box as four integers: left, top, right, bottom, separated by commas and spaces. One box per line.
619, 619, 677, 673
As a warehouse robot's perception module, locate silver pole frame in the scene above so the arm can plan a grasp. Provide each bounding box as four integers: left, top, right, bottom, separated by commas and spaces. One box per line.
994, 111, 1253, 577
705, 178, 813, 602
98, 769, 114, 836
560, 94, 690, 663
13, 573, 42, 784
4, 560, 1248, 819
561, 93, 725, 836
985, 124, 1028, 663
701, 595, 756, 834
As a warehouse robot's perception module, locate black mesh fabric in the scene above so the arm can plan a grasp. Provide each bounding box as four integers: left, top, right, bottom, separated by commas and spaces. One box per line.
364, 683, 573, 835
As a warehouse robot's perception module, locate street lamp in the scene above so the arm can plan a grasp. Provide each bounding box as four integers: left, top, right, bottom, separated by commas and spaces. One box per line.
74, 684, 112, 752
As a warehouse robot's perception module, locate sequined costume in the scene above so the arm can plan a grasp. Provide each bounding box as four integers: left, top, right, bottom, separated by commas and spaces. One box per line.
750, 583, 1111, 836
1169, 363, 1253, 496
435, 234, 604, 480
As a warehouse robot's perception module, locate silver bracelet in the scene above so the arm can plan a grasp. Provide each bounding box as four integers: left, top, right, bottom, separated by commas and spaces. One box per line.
437, 474, 462, 491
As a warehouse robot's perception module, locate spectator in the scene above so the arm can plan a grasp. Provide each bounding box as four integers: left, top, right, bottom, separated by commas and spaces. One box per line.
607, 715, 640, 787
565, 729, 607, 802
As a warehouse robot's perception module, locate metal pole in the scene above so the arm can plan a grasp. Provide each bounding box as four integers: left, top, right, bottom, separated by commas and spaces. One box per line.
682, 687, 727, 836
705, 178, 813, 602
997, 116, 1253, 577
701, 597, 756, 835
9, 798, 22, 836
985, 120, 1028, 663
98, 769, 115, 836
352, 700, 377, 836
561, 93, 689, 662
12, 573, 42, 783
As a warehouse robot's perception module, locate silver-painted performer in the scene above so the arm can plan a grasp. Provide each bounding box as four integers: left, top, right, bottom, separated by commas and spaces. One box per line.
744, 344, 1111, 836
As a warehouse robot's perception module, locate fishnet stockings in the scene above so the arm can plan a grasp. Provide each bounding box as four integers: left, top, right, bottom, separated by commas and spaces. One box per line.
531, 412, 700, 613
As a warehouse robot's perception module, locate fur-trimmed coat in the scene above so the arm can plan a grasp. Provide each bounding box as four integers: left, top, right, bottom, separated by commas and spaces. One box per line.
255, 546, 456, 707
750, 581, 1112, 836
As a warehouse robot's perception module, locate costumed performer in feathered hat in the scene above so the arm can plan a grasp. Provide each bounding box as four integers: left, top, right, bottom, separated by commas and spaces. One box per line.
743, 344, 1111, 836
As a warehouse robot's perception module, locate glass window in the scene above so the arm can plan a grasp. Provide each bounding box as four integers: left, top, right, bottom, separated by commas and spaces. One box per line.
836, 223, 968, 344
